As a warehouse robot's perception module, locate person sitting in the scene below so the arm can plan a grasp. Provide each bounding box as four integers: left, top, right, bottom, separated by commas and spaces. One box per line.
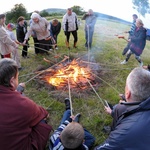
95, 67, 150, 149
0, 58, 52, 150
49, 98, 95, 150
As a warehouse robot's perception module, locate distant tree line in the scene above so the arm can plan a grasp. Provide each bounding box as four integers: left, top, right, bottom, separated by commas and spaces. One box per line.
5, 1, 150, 24
5, 3, 86, 24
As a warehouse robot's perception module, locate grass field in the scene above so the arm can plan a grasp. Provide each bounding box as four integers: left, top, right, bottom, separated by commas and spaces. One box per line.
18, 17, 150, 148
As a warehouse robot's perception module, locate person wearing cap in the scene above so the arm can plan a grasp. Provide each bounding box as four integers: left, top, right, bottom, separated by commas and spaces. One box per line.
49, 98, 95, 150
62, 8, 79, 49
50, 19, 61, 49
0, 14, 18, 58
24, 12, 51, 54
82, 9, 97, 49
120, 18, 147, 66
16, 16, 29, 58
6, 23, 22, 70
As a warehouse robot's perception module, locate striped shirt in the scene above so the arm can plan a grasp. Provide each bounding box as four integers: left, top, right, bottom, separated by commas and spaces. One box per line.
49, 120, 88, 150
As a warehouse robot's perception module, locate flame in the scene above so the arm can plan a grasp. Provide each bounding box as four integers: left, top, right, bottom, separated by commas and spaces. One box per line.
46, 60, 91, 88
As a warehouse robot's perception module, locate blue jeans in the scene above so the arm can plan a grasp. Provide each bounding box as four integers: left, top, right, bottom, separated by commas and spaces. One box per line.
60, 110, 95, 148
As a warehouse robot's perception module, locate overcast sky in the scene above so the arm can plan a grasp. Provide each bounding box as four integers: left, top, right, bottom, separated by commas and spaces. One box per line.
0, 0, 150, 28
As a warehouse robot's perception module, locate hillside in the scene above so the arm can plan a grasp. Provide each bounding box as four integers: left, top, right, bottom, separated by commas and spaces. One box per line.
43, 8, 131, 25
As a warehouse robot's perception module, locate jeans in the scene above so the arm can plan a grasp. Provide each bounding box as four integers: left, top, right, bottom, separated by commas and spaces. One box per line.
60, 110, 95, 148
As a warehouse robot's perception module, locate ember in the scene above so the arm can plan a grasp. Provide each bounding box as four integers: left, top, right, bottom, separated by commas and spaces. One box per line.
37, 59, 97, 90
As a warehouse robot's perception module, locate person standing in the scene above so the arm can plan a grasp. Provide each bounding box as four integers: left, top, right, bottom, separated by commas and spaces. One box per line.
6, 23, 22, 70
0, 14, 18, 58
120, 19, 147, 66
29, 10, 40, 55
24, 12, 51, 55
122, 14, 138, 55
82, 9, 97, 49
50, 19, 61, 49
95, 67, 150, 150
16, 16, 29, 58
62, 8, 79, 49
0, 58, 52, 150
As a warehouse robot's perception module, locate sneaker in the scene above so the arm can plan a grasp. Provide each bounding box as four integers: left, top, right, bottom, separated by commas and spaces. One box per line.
74, 113, 81, 122
49, 49, 53, 51
65, 98, 70, 110
120, 60, 127, 65
55, 47, 58, 50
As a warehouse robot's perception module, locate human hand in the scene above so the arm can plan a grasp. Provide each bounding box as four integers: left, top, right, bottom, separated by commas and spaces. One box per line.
143, 66, 148, 69
104, 106, 112, 114
45, 36, 51, 40
19, 82, 25, 88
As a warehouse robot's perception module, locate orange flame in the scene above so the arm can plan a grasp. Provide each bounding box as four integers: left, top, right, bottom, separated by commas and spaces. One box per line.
46, 60, 91, 88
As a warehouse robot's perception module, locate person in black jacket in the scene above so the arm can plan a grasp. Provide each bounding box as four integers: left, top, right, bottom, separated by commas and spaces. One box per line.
121, 18, 147, 66
50, 19, 61, 49
16, 16, 29, 58
95, 67, 150, 150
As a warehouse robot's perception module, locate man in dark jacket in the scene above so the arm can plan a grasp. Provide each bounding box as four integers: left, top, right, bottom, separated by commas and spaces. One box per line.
16, 16, 29, 58
0, 58, 52, 150
50, 19, 61, 49
82, 9, 97, 49
95, 67, 150, 150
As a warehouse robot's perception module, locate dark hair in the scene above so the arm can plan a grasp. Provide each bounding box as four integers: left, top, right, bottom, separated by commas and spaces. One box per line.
133, 14, 138, 18
0, 58, 18, 87
17, 16, 25, 23
0, 14, 5, 19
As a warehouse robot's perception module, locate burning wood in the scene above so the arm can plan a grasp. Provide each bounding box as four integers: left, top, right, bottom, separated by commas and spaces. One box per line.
36, 59, 97, 90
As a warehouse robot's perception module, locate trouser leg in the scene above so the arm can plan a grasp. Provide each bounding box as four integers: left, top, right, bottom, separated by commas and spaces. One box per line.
60, 109, 71, 124
125, 50, 133, 62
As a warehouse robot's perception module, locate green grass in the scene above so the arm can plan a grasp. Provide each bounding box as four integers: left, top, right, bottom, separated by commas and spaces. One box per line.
18, 18, 150, 148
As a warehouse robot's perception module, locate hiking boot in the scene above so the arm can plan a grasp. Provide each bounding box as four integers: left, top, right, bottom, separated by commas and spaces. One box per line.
120, 60, 127, 65
65, 98, 70, 110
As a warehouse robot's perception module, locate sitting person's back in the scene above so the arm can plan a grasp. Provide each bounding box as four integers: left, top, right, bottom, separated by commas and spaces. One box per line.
0, 58, 52, 150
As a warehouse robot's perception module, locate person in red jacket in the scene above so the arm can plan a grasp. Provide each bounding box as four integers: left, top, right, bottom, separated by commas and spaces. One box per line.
0, 58, 52, 150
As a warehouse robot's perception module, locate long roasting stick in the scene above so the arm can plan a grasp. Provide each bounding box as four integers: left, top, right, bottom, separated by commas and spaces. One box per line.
67, 76, 73, 116
85, 77, 105, 107
25, 56, 69, 84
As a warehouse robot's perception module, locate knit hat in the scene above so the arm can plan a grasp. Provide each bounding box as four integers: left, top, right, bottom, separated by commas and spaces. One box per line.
61, 122, 84, 149
7, 23, 15, 29
31, 12, 40, 19
0, 14, 5, 19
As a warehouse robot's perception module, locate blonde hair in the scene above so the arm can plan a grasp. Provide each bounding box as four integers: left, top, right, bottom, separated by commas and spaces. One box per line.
61, 122, 84, 149
136, 18, 144, 26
